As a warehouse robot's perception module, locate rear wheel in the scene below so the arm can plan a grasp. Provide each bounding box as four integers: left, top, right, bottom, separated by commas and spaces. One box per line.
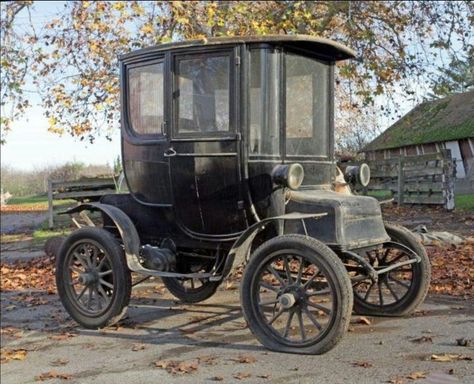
241, 235, 353, 355
56, 228, 131, 329
351, 223, 431, 316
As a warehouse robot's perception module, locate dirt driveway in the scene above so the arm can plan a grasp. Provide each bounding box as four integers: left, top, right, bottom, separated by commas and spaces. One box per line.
1, 278, 473, 384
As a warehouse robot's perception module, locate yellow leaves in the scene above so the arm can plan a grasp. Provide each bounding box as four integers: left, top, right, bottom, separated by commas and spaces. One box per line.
140, 23, 154, 35
35, 370, 73, 381
0, 348, 27, 363
112, 2, 125, 11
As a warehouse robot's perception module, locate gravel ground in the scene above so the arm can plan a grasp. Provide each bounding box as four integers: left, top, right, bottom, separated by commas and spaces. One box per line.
1, 282, 473, 384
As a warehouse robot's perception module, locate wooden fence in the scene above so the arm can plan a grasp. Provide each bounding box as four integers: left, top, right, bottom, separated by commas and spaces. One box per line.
48, 178, 116, 228
355, 150, 455, 209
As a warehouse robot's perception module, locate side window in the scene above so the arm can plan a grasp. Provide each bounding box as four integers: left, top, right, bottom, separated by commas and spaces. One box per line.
176, 53, 231, 135
128, 62, 164, 136
249, 48, 280, 155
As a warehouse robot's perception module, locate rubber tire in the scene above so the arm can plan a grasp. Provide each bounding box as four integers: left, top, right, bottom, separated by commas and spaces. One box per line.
241, 235, 353, 355
162, 277, 220, 303
353, 223, 431, 316
56, 227, 132, 329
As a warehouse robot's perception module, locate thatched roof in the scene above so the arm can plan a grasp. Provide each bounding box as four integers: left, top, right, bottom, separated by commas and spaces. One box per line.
363, 90, 474, 152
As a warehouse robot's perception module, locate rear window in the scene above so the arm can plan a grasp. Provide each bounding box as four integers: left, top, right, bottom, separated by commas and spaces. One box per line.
128, 62, 164, 136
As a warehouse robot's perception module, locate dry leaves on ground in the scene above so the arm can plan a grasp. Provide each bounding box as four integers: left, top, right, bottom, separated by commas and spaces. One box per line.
50, 358, 69, 366
410, 336, 433, 343
1, 256, 56, 293
351, 361, 373, 368
233, 372, 252, 380
355, 316, 372, 325
154, 359, 199, 375
0, 204, 48, 213
232, 354, 257, 364
35, 370, 73, 381
406, 371, 427, 380
0, 348, 27, 363
430, 353, 473, 362
131, 343, 146, 351
427, 241, 473, 297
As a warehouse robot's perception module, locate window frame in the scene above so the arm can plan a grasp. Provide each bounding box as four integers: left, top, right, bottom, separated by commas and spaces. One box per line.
171, 48, 237, 140
124, 57, 167, 141
283, 48, 333, 161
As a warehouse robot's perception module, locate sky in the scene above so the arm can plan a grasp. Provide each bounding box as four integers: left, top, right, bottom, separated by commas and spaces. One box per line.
0, 1, 449, 171
1, 1, 121, 170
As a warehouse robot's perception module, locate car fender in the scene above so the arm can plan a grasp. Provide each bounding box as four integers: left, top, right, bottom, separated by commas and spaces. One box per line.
223, 212, 327, 279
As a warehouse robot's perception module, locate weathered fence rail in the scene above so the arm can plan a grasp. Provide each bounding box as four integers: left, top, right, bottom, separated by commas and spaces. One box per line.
48, 178, 116, 228
356, 150, 455, 209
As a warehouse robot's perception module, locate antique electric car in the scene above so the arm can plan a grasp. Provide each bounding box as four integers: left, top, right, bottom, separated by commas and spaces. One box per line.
55, 35, 430, 355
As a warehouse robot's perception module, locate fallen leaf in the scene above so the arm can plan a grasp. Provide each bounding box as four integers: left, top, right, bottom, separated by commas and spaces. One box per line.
210, 376, 224, 381
351, 361, 373, 368
197, 355, 218, 365
356, 316, 371, 325
131, 343, 145, 351
232, 355, 257, 364
257, 374, 271, 379
406, 371, 427, 380
0, 348, 27, 363
233, 372, 251, 380
410, 336, 433, 343
154, 359, 198, 374
35, 370, 73, 381
50, 358, 69, 366
49, 332, 77, 341
430, 353, 473, 362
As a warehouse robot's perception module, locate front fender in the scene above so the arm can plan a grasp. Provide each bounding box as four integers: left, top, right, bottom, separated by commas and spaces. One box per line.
62, 203, 142, 271
222, 212, 327, 279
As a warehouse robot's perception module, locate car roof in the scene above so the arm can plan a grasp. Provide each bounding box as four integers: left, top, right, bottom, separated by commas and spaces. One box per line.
120, 34, 356, 62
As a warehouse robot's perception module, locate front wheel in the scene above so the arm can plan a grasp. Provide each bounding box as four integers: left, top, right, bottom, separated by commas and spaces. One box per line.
352, 223, 431, 316
241, 235, 353, 355
56, 228, 132, 329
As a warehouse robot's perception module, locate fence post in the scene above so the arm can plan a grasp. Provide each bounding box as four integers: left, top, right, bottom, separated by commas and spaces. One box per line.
442, 150, 455, 210
48, 180, 54, 229
397, 157, 404, 205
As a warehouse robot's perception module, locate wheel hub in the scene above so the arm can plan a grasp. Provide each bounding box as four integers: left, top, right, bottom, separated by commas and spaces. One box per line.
279, 293, 296, 309
78, 272, 98, 285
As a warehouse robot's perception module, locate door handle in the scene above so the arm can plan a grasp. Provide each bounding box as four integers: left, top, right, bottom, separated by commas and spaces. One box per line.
164, 147, 177, 157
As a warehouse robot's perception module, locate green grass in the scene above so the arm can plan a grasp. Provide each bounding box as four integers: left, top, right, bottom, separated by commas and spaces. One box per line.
32, 228, 71, 245
455, 194, 474, 211
6, 194, 76, 208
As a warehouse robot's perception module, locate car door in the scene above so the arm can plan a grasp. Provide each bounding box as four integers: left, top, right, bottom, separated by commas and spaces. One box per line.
168, 47, 247, 236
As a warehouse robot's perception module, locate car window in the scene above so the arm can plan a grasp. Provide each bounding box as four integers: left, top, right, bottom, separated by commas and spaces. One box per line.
177, 54, 231, 134
128, 62, 164, 136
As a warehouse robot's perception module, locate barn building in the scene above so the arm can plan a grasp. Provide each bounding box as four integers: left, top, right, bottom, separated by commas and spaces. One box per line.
362, 91, 474, 184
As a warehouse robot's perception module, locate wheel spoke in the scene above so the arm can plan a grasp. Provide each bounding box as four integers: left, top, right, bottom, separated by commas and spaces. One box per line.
283, 310, 295, 338
267, 265, 286, 287
99, 269, 113, 277
76, 285, 88, 301
302, 270, 321, 289
296, 257, 304, 284
306, 288, 331, 296
74, 252, 88, 269
259, 281, 280, 293
87, 288, 93, 309
303, 307, 323, 330
95, 287, 102, 310
389, 275, 410, 289
97, 255, 108, 270
306, 301, 332, 315
259, 299, 279, 307
268, 307, 285, 325
99, 279, 114, 290
383, 279, 399, 301
364, 281, 375, 300
69, 265, 83, 274
297, 309, 306, 341
377, 281, 384, 306
283, 257, 293, 284
190, 278, 195, 290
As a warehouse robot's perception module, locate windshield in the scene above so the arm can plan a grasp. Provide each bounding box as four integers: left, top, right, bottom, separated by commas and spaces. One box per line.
285, 53, 329, 157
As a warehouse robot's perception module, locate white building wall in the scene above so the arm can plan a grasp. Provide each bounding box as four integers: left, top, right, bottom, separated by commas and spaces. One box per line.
445, 140, 466, 178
